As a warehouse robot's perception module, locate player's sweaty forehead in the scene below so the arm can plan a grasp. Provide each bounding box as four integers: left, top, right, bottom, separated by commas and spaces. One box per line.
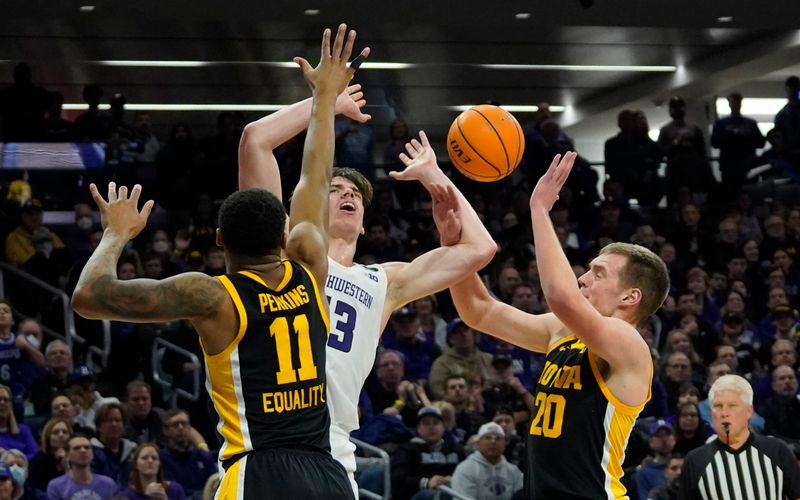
330, 177, 363, 199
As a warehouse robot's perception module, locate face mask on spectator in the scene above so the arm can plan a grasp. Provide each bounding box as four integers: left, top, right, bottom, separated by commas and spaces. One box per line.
76, 216, 93, 231
153, 241, 170, 253
25, 334, 41, 350
8, 464, 25, 487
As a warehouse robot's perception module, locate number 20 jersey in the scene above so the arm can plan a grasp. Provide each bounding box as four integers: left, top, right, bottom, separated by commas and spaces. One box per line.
324, 257, 388, 434
203, 261, 331, 462
526, 335, 652, 500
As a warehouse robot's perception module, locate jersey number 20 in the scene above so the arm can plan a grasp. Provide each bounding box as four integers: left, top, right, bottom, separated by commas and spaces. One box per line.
529, 393, 566, 438
269, 315, 318, 385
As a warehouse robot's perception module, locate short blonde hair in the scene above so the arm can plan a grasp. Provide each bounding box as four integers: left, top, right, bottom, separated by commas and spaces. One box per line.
709, 374, 753, 405
600, 242, 670, 323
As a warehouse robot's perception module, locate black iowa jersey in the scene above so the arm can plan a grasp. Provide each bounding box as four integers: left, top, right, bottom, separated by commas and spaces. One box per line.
526, 335, 651, 500
203, 260, 331, 462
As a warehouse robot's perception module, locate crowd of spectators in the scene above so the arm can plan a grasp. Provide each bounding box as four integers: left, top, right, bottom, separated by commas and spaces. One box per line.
0, 62, 799, 499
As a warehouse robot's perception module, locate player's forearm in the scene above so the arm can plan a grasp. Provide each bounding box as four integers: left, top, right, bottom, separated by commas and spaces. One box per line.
72, 232, 127, 318
450, 274, 493, 328
531, 207, 580, 306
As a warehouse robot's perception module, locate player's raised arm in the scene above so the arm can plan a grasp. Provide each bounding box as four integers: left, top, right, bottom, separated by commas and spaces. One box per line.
284, 25, 369, 282
238, 85, 371, 198
380, 131, 496, 311
450, 273, 562, 353
71, 183, 227, 324
529, 153, 649, 366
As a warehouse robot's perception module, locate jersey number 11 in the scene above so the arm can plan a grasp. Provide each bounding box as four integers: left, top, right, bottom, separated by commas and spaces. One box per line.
270, 314, 318, 385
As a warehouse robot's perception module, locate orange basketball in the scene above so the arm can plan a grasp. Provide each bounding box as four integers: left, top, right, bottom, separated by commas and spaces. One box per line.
446, 105, 525, 182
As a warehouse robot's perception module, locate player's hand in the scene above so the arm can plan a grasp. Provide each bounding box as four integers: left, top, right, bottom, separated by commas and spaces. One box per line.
431, 183, 462, 246
389, 131, 440, 184
530, 152, 577, 213
335, 84, 372, 123
293, 24, 370, 97
144, 482, 167, 500
89, 182, 154, 241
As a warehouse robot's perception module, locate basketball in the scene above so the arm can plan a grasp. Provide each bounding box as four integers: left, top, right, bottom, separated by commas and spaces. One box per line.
446, 105, 525, 182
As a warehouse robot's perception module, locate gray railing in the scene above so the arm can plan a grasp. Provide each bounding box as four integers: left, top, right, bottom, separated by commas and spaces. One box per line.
350, 437, 391, 500
0, 262, 109, 367
151, 336, 201, 407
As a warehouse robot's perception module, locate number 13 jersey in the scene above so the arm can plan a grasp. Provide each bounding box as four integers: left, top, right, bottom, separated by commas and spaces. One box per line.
203, 260, 331, 463
526, 335, 652, 500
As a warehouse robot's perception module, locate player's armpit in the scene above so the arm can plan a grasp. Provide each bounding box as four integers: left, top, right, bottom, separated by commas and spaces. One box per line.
72, 272, 226, 323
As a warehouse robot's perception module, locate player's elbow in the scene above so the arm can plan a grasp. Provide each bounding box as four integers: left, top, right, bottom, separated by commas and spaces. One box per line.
71, 286, 101, 320
241, 122, 273, 151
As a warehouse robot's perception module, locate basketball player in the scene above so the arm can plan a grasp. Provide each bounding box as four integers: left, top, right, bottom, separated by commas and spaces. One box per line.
451, 152, 670, 499
239, 74, 496, 498
72, 24, 365, 499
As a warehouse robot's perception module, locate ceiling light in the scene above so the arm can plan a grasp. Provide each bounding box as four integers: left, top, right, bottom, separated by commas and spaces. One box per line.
96, 60, 210, 67
447, 105, 565, 113
479, 63, 676, 72
79, 5, 95, 12
515, 12, 531, 19
91, 60, 413, 69
716, 16, 733, 23
715, 97, 785, 116
304, 9, 320, 15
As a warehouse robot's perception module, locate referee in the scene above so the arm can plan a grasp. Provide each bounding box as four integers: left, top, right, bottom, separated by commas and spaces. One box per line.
679, 374, 800, 500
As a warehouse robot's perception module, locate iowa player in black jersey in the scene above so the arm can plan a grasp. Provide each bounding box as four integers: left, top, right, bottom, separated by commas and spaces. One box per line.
451, 152, 670, 499
72, 24, 368, 499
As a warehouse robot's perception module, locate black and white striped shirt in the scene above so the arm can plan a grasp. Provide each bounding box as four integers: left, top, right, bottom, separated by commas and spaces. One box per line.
679, 433, 800, 500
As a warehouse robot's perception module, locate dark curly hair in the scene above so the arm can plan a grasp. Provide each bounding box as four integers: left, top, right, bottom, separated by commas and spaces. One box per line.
218, 189, 286, 257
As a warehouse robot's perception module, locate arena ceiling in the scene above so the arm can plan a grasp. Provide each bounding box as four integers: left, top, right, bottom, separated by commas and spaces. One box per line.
2, 0, 800, 158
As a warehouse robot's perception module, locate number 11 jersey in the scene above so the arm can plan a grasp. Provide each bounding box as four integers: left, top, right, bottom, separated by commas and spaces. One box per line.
526, 335, 652, 500
203, 260, 331, 463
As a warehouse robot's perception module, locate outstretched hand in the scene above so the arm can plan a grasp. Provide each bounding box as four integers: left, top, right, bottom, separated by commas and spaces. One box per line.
530, 152, 577, 212
335, 84, 372, 123
389, 131, 439, 183
293, 24, 370, 97
89, 182, 154, 241
431, 183, 462, 246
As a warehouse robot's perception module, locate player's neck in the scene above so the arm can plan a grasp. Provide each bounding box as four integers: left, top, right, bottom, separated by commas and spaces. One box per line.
328, 237, 357, 267
0, 327, 10, 340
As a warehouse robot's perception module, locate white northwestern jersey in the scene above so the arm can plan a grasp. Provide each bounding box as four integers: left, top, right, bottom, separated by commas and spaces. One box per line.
324, 256, 388, 433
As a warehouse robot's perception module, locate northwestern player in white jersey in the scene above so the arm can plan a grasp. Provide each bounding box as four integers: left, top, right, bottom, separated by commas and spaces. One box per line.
238, 85, 495, 496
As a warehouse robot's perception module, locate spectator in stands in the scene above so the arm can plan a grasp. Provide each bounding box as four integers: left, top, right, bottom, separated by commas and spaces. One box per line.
29, 340, 73, 415
657, 97, 713, 203
429, 318, 493, 399
334, 115, 374, 175
0, 460, 23, 500
451, 422, 523, 500
117, 443, 186, 500
46, 434, 116, 500
1, 448, 32, 500
381, 307, 440, 381
774, 75, 800, 168
391, 406, 464, 500
0, 63, 49, 141
72, 85, 108, 141
23, 226, 72, 290
686, 268, 721, 327
711, 92, 765, 192
763, 305, 800, 361
604, 109, 662, 206
160, 409, 216, 499
412, 295, 448, 349
28, 418, 71, 494
62, 203, 97, 263
481, 354, 532, 422
123, 381, 165, 445
661, 352, 698, 413
442, 375, 485, 444
632, 419, 676, 500
662, 329, 707, 385
358, 217, 403, 262
156, 122, 197, 211
365, 351, 430, 427
43, 91, 72, 142
491, 267, 521, 305
5, 198, 65, 267
90, 402, 136, 487
49, 393, 92, 437
758, 365, 800, 442
491, 408, 524, 468
718, 313, 759, 376
672, 402, 711, 455
132, 111, 161, 164
646, 453, 683, 500
760, 215, 799, 269
0, 384, 37, 460
753, 338, 797, 405
69, 366, 119, 432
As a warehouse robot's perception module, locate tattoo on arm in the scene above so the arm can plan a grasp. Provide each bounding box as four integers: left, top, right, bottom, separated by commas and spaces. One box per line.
89, 274, 225, 321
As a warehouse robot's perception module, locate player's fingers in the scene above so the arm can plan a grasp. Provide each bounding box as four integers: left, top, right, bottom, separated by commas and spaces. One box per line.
346, 84, 362, 94
445, 185, 458, 202
341, 29, 356, 63
118, 185, 128, 201
320, 28, 331, 61
331, 24, 347, 61
546, 154, 562, 177
89, 184, 108, 208
130, 184, 142, 205
349, 48, 370, 71
419, 130, 431, 148
350, 91, 364, 102
398, 152, 412, 165
140, 200, 155, 221
404, 142, 417, 157
410, 138, 423, 152
293, 57, 313, 74
107, 182, 117, 203
388, 170, 404, 180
